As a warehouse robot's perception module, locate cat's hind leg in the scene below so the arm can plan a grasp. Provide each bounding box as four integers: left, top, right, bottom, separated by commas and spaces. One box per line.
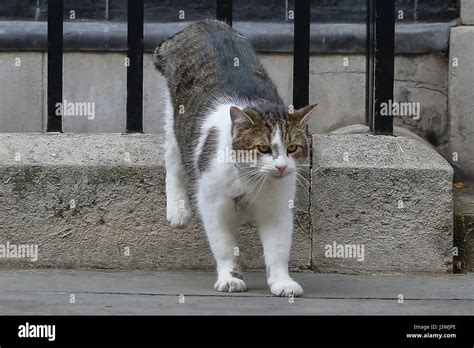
163, 96, 192, 228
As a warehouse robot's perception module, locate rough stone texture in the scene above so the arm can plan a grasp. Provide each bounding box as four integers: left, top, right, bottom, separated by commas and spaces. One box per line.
332, 124, 436, 150
461, 0, 474, 25
62, 52, 127, 133
0, 133, 310, 270
0, 52, 45, 132
311, 134, 453, 274
449, 27, 474, 182
454, 185, 474, 272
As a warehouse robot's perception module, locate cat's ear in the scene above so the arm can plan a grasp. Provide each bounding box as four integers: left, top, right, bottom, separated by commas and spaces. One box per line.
292, 104, 318, 125
230, 106, 255, 125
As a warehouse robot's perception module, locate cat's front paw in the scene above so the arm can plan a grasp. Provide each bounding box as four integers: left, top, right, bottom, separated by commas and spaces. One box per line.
270, 279, 303, 297
166, 203, 192, 228
214, 276, 247, 293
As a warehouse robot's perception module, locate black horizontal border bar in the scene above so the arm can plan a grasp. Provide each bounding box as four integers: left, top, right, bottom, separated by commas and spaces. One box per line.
0, 20, 456, 54
1, 315, 473, 345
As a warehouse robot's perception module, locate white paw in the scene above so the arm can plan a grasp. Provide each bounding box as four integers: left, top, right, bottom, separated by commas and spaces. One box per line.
166, 201, 192, 228
270, 279, 303, 297
214, 276, 247, 293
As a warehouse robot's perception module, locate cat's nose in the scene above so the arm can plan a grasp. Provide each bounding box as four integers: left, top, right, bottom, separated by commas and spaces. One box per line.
275, 165, 287, 174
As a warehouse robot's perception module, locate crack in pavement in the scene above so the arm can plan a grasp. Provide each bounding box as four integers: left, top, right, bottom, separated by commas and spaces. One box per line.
0, 290, 472, 301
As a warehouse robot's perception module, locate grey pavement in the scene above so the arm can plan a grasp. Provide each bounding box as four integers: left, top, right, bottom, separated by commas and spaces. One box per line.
0, 270, 473, 315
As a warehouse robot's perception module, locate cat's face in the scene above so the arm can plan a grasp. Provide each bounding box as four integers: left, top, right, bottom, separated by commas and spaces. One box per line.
230, 104, 316, 180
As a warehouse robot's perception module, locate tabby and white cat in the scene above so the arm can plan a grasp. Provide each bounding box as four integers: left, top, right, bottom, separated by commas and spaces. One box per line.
154, 20, 316, 297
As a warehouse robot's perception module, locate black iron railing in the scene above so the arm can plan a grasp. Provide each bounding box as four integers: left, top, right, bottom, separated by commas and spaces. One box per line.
366, 0, 395, 135
47, 0, 63, 132
292, 0, 311, 110
45, 0, 395, 136
126, 0, 144, 133
216, 0, 232, 26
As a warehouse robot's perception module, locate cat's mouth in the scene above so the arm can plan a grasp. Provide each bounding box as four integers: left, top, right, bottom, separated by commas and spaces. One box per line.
271, 172, 289, 179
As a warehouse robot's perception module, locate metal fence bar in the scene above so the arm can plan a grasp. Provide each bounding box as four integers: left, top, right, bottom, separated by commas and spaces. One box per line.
47, 0, 63, 132
216, 0, 233, 26
366, 0, 395, 135
126, 0, 144, 133
292, 0, 310, 109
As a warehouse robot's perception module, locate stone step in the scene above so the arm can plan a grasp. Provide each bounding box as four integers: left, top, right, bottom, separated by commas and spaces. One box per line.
0, 132, 455, 273
311, 134, 453, 273
0, 133, 310, 271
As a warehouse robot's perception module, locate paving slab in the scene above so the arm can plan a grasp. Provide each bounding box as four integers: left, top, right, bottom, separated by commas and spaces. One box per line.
0, 270, 472, 315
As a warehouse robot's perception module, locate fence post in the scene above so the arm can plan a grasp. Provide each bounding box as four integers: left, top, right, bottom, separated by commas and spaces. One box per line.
216, 0, 233, 26
47, 0, 63, 132
126, 0, 144, 133
292, 0, 310, 109
366, 0, 395, 135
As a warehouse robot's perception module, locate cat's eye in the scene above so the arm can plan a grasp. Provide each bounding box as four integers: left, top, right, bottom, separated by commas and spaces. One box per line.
257, 145, 272, 154
287, 144, 298, 154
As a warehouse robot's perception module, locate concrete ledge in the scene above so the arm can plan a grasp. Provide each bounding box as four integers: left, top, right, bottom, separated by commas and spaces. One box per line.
311, 134, 453, 273
0, 133, 310, 270
0, 21, 456, 54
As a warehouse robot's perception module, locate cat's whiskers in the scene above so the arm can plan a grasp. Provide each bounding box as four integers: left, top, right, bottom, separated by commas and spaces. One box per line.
295, 177, 310, 191
240, 173, 261, 189
246, 174, 267, 208
295, 171, 310, 187
239, 169, 263, 187
237, 165, 270, 207
240, 175, 265, 207
239, 168, 261, 177
238, 167, 264, 188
